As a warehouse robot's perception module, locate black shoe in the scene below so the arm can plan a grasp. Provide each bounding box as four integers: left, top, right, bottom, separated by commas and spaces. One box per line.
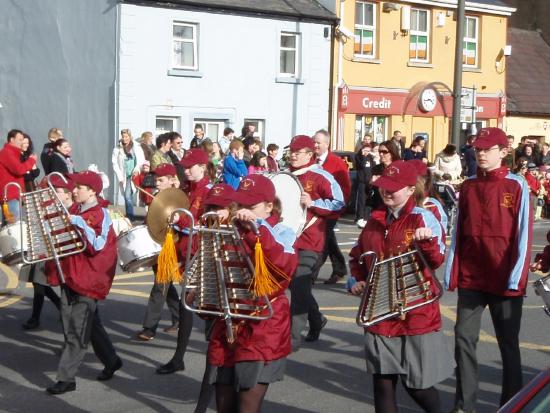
156, 360, 185, 375
324, 273, 345, 285
22, 318, 40, 330
46, 381, 76, 395
305, 316, 328, 342
97, 358, 123, 381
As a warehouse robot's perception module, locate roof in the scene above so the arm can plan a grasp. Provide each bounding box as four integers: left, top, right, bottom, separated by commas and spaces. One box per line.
507, 28, 550, 116
402, 0, 515, 16
121, 0, 338, 23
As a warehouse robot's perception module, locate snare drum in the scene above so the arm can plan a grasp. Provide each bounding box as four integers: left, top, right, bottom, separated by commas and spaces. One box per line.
263, 172, 307, 234
0, 221, 28, 266
534, 274, 550, 317
117, 225, 161, 272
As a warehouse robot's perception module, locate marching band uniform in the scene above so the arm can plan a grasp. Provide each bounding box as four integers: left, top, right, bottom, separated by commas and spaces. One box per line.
207, 174, 297, 410
157, 149, 212, 374
444, 128, 532, 412
46, 171, 121, 394
349, 161, 452, 412
288, 135, 345, 348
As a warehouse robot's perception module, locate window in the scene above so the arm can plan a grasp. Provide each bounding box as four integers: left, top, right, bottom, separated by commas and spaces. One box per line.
355, 115, 387, 143
354, 1, 376, 58
194, 119, 226, 141
173, 22, 198, 70
463, 16, 479, 67
156, 116, 180, 135
409, 9, 430, 62
279, 33, 300, 77
243, 119, 265, 144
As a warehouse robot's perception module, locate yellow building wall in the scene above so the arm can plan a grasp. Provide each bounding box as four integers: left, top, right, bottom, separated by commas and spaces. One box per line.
504, 116, 550, 142
338, 1, 507, 93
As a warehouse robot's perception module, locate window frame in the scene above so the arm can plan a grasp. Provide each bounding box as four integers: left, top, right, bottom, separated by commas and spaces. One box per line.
193, 119, 227, 141
409, 8, 430, 63
463, 16, 479, 68
354, 1, 377, 59
172, 21, 199, 71
279, 32, 301, 78
155, 116, 181, 135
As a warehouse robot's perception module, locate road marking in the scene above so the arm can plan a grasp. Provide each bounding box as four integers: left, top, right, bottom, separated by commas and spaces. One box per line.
115, 271, 153, 280
109, 288, 150, 299
338, 242, 356, 246
112, 281, 154, 286
0, 295, 23, 308
0, 263, 20, 290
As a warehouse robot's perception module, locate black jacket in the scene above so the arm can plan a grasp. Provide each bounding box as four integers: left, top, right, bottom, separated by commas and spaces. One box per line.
41, 142, 55, 175
354, 150, 374, 184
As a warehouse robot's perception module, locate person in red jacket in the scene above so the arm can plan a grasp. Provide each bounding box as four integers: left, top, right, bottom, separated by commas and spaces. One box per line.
289, 135, 345, 349
0, 129, 37, 223
312, 129, 351, 285
349, 160, 452, 413
444, 128, 533, 412
155, 149, 213, 375
207, 174, 297, 413
46, 171, 122, 395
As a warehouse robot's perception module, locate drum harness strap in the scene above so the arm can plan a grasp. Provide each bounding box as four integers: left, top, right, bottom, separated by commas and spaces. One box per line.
291, 164, 321, 239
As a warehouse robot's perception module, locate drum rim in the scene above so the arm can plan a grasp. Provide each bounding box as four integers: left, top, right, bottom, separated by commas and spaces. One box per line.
1, 251, 25, 266
120, 252, 159, 272
116, 224, 149, 240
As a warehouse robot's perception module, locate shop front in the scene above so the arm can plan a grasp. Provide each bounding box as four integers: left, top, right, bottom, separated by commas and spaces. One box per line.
336, 84, 505, 159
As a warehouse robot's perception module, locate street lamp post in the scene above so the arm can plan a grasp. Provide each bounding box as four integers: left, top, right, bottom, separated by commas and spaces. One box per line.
451, 0, 466, 147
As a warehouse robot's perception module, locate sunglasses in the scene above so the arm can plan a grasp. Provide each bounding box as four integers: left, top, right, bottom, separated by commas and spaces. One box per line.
378, 149, 390, 155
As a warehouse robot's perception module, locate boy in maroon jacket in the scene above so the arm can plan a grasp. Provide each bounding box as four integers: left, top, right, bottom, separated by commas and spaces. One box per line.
444, 128, 532, 412
46, 171, 122, 395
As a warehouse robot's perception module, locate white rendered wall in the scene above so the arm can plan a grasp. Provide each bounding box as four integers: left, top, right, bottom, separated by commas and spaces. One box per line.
118, 4, 332, 149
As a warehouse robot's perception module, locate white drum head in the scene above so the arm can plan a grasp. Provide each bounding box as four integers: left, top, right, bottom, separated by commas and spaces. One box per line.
265, 172, 306, 235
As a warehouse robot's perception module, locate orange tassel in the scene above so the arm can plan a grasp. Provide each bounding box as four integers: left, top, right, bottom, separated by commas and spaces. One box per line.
251, 237, 286, 297
2, 202, 14, 224
156, 227, 182, 284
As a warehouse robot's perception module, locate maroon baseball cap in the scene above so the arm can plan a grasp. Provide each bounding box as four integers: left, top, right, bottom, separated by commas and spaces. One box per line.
204, 184, 235, 207
232, 175, 275, 206
373, 161, 418, 192
289, 135, 315, 152
153, 163, 177, 177
70, 171, 103, 194
49, 174, 75, 191
473, 127, 508, 149
408, 159, 428, 177
179, 148, 209, 168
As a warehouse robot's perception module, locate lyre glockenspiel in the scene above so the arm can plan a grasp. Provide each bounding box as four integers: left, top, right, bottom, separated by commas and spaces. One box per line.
356, 248, 443, 327
183, 212, 273, 343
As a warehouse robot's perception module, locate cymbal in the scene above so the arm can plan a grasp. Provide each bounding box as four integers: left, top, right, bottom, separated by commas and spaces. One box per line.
146, 188, 190, 244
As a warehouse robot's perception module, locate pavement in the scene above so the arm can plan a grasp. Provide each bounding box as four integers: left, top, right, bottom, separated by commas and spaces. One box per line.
0, 216, 549, 412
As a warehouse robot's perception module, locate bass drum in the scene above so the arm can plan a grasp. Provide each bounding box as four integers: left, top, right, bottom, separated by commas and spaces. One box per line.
263, 172, 306, 235
117, 225, 161, 272
534, 274, 550, 317
0, 221, 28, 266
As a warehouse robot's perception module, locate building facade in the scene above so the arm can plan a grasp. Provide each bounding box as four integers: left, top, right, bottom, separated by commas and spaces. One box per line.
326, 0, 514, 158
118, 0, 335, 149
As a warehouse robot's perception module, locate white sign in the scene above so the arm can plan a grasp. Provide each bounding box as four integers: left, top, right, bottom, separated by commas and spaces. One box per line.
460, 87, 475, 123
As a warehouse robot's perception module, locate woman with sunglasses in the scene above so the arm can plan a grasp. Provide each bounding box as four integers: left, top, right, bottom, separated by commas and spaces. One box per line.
369, 141, 402, 211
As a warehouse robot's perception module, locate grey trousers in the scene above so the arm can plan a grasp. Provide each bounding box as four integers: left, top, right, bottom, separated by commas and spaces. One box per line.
142, 281, 180, 332
454, 288, 524, 412
290, 250, 323, 347
57, 289, 119, 382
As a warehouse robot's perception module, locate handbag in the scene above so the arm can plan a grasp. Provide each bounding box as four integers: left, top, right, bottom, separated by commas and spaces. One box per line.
142, 172, 156, 188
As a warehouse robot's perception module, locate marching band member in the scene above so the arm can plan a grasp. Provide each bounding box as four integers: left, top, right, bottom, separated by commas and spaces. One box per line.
445, 128, 532, 412
156, 148, 213, 374
207, 174, 297, 413
288, 135, 345, 349
137, 163, 181, 341
349, 161, 453, 413
46, 171, 122, 394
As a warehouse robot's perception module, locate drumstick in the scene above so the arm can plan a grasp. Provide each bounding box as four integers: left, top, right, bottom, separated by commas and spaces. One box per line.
135, 185, 156, 199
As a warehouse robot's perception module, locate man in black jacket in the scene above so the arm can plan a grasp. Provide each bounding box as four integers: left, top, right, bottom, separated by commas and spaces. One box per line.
41, 127, 63, 174
354, 142, 374, 228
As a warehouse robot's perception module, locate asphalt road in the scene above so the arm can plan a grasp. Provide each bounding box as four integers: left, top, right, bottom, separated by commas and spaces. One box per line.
1, 217, 549, 413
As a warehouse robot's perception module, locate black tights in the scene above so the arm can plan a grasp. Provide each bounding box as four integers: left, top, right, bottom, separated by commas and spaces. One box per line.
215, 383, 268, 413
30, 283, 61, 321
373, 374, 441, 413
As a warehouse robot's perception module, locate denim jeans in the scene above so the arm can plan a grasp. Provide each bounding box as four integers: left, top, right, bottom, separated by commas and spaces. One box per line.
123, 180, 134, 219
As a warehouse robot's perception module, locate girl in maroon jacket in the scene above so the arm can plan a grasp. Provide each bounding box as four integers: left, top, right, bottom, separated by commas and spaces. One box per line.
207, 174, 297, 413
349, 161, 452, 413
